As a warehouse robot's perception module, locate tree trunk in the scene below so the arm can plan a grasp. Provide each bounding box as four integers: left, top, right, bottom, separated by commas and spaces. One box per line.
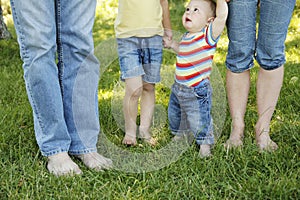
0, 5, 12, 40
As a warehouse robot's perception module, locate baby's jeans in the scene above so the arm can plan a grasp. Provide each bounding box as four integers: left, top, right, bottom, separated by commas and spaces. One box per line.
168, 79, 214, 145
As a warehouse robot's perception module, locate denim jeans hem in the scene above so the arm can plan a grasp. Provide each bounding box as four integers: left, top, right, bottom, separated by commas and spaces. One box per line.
225, 62, 254, 73
68, 148, 97, 155
171, 130, 193, 136
142, 74, 161, 84
42, 149, 69, 157
258, 61, 285, 71
196, 137, 214, 145
120, 66, 145, 81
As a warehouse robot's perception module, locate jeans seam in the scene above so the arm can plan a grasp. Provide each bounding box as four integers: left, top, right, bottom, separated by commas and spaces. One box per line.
55, 0, 64, 96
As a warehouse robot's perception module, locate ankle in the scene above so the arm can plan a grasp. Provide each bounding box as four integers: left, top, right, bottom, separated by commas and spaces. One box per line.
255, 126, 270, 137
231, 120, 245, 137
138, 128, 151, 139
255, 129, 271, 142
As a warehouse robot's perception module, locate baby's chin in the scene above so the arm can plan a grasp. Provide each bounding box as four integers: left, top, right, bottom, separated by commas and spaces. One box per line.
183, 24, 193, 31
184, 26, 200, 33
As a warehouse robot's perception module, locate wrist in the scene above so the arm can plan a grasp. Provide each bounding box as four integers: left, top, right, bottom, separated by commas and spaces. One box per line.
170, 41, 174, 50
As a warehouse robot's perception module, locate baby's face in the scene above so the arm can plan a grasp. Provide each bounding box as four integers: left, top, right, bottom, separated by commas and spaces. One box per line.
182, 0, 212, 33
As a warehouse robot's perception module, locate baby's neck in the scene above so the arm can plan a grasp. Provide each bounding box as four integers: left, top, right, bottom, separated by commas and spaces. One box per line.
186, 30, 202, 37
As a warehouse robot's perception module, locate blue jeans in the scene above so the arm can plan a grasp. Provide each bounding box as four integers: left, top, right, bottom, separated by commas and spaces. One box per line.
168, 80, 214, 145
10, 0, 100, 156
226, 0, 296, 73
117, 36, 163, 83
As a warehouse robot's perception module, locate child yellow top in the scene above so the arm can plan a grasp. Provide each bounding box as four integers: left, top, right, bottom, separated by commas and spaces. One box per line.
115, 0, 164, 38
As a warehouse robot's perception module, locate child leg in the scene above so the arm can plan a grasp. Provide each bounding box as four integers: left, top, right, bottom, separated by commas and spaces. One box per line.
139, 82, 157, 145
191, 81, 214, 157
123, 77, 143, 145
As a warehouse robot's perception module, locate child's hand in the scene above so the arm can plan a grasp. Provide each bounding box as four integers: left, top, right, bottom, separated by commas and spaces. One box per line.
163, 36, 179, 53
164, 29, 173, 41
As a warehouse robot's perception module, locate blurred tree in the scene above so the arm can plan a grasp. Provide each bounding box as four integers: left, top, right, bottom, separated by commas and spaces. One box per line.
0, 2, 12, 39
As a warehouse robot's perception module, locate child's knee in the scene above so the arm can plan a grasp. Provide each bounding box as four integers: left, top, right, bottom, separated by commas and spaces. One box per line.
143, 83, 155, 93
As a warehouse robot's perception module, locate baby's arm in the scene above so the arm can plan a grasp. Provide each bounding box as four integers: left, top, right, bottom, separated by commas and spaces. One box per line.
212, 0, 228, 40
160, 0, 172, 40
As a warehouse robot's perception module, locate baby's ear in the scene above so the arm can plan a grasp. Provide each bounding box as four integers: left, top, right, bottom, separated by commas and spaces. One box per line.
207, 17, 215, 23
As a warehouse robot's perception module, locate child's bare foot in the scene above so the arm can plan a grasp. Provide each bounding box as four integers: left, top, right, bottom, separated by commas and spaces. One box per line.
122, 133, 137, 146
172, 135, 183, 141
199, 144, 211, 158
172, 133, 194, 144
76, 152, 113, 171
256, 130, 278, 152
47, 152, 82, 176
138, 130, 157, 146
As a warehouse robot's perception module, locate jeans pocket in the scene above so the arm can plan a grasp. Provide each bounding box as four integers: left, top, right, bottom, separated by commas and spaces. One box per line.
193, 83, 211, 98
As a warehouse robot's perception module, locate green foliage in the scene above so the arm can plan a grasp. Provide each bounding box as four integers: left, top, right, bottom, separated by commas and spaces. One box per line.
0, 0, 300, 199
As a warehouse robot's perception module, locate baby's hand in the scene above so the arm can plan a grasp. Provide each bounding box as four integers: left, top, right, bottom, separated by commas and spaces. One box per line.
163, 36, 173, 49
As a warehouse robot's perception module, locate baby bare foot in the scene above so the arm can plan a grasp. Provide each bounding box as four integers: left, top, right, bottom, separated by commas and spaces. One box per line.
47, 152, 82, 176
256, 130, 278, 152
76, 152, 113, 171
199, 144, 211, 158
172, 133, 194, 144
172, 135, 183, 141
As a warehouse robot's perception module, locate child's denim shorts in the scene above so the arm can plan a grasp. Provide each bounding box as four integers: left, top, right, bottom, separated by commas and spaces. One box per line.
117, 35, 163, 83
168, 79, 214, 145
225, 0, 295, 73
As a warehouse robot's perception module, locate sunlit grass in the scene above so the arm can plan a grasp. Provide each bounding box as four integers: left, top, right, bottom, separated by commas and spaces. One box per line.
0, 0, 299, 199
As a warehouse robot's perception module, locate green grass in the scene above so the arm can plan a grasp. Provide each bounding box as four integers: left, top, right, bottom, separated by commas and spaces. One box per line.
0, 0, 300, 199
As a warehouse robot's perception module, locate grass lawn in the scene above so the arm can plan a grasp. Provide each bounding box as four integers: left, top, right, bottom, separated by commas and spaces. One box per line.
0, 0, 299, 199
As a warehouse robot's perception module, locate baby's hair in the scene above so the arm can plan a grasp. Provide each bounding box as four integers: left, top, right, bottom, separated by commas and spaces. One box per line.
203, 0, 216, 17
187, 0, 216, 17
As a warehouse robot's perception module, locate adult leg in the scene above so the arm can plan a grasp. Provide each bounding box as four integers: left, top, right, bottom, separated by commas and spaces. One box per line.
123, 77, 143, 145
59, 0, 112, 169
255, 0, 295, 151
255, 67, 283, 151
10, 0, 81, 176
225, 0, 257, 148
225, 70, 250, 147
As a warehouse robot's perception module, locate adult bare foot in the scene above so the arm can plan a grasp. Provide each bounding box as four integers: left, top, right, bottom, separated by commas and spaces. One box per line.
224, 134, 243, 148
47, 152, 82, 176
224, 126, 244, 149
256, 130, 278, 152
76, 152, 113, 171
